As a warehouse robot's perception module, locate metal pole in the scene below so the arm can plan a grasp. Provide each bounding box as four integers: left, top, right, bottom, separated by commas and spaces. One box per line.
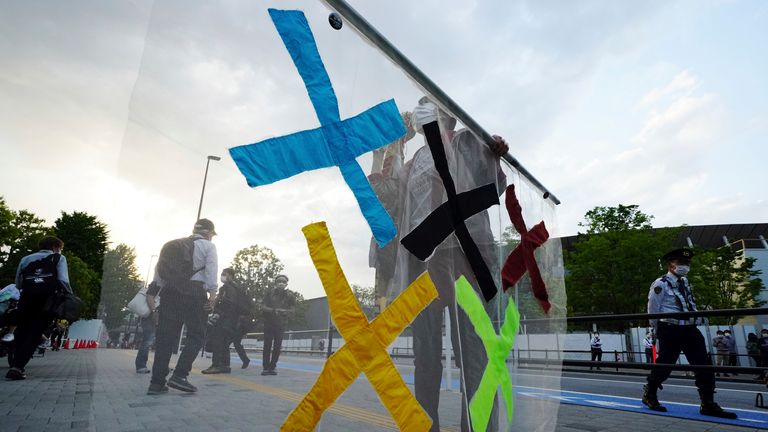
322, 0, 560, 205
445, 306, 452, 391
196, 158, 211, 221
196, 155, 221, 221
144, 255, 158, 289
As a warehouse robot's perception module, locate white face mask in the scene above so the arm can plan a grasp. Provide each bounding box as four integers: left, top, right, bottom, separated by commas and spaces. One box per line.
220, 275, 228, 283
674, 265, 690, 276
411, 102, 438, 135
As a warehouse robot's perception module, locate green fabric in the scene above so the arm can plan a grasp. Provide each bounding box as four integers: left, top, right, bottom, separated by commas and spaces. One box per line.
455, 276, 520, 431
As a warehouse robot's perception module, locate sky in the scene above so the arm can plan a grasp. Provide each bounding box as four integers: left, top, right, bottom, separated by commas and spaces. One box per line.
1, 0, 766, 300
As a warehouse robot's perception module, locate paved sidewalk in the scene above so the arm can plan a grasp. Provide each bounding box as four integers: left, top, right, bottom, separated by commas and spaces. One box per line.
0, 349, 763, 432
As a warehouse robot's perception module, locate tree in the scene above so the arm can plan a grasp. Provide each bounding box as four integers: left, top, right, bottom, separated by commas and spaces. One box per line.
689, 246, 765, 325
231, 245, 305, 330
565, 205, 680, 326
100, 244, 142, 330
0, 200, 49, 286
352, 284, 376, 319
53, 211, 109, 277
66, 255, 100, 319
579, 205, 654, 234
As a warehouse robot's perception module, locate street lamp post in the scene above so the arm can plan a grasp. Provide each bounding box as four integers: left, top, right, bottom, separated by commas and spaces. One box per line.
144, 254, 158, 289
196, 155, 221, 221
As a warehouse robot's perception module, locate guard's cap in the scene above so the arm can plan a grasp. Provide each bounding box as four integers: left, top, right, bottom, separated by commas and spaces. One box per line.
662, 248, 693, 262
194, 218, 217, 235
275, 274, 289, 283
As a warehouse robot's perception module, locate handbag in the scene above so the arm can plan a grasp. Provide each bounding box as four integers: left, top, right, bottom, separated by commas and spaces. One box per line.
127, 288, 151, 318
44, 285, 84, 322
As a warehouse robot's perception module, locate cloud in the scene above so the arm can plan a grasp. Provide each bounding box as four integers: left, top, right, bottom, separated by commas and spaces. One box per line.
639, 70, 699, 107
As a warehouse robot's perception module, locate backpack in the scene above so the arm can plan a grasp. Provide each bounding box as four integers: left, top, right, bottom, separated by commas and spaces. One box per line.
20, 254, 62, 292
155, 237, 203, 290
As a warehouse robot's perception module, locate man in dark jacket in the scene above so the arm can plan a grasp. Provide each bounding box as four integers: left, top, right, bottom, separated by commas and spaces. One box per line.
202, 268, 251, 374
261, 274, 294, 376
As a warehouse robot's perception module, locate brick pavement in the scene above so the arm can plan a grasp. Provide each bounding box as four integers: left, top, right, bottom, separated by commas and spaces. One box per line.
0, 349, 763, 432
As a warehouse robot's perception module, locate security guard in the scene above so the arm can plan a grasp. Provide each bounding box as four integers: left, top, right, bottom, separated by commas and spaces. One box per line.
642, 248, 737, 418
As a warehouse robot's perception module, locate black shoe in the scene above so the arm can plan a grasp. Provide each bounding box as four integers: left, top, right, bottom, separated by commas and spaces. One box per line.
642, 384, 667, 412
700, 402, 737, 419
268, 370, 278, 376
241, 359, 250, 369
722, 373, 730, 377
136, 367, 150, 374
168, 375, 197, 393
261, 369, 271, 376
5, 368, 25, 381
201, 366, 230, 375
146, 383, 169, 395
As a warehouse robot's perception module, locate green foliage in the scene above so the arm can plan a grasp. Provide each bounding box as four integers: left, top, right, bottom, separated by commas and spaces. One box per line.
54, 211, 109, 277
352, 284, 377, 318
565, 205, 680, 327
0, 198, 50, 286
579, 204, 653, 234
100, 244, 142, 330
688, 246, 765, 325
66, 254, 100, 319
231, 245, 305, 330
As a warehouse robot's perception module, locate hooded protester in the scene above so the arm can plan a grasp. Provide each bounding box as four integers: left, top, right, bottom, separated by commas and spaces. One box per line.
386, 97, 508, 432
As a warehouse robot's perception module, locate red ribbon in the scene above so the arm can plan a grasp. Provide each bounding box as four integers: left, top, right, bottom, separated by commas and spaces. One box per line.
501, 184, 551, 313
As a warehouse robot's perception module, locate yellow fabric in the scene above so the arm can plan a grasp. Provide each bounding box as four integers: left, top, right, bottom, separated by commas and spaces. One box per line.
281, 222, 437, 432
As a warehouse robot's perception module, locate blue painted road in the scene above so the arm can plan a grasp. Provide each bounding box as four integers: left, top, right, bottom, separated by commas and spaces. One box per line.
231, 356, 768, 429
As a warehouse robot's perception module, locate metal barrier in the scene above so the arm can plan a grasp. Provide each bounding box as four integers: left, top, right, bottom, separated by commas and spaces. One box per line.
240, 307, 768, 375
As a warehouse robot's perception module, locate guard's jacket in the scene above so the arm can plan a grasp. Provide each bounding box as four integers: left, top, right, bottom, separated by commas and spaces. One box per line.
647, 271, 699, 328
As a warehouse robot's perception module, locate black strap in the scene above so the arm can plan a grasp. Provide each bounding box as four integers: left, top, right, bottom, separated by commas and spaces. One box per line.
400, 121, 500, 301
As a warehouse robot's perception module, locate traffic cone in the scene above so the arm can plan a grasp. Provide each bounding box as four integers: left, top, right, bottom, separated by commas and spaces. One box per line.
652, 344, 657, 363
63, 339, 70, 349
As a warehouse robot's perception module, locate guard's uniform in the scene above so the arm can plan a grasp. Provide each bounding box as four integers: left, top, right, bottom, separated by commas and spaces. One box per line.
642, 248, 736, 419
646, 271, 714, 393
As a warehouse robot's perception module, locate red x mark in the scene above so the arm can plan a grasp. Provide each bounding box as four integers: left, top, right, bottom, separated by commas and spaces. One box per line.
501, 184, 551, 313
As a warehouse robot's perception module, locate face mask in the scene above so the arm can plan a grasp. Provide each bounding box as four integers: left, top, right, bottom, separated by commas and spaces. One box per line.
220, 275, 228, 283
674, 265, 690, 276
411, 102, 438, 135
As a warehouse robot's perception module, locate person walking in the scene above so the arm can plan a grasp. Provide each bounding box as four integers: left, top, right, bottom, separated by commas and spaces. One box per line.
146, 219, 218, 395
135, 290, 158, 374
712, 330, 730, 377
261, 274, 294, 376
202, 268, 251, 374
643, 331, 655, 363
590, 332, 603, 371
641, 248, 736, 418
6, 236, 70, 380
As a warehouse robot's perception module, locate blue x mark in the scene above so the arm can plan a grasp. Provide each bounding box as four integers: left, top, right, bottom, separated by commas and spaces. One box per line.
229, 9, 404, 247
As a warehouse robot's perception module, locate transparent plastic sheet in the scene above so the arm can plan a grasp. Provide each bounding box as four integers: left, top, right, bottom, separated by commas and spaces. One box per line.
105, 0, 565, 431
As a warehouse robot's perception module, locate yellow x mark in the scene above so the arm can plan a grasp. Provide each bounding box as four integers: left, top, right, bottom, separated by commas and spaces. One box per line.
281, 222, 437, 432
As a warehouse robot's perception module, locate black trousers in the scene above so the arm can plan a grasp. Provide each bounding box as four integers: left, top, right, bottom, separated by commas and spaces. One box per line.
413, 248, 498, 432
232, 334, 249, 363
590, 348, 603, 361
10, 285, 53, 370
647, 323, 715, 394
263, 324, 283, 370
645, 348, 654, 363
151, 289, 207, 385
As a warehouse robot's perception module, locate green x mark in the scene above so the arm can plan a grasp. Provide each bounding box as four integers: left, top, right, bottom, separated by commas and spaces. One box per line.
455, 276, 520, 432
